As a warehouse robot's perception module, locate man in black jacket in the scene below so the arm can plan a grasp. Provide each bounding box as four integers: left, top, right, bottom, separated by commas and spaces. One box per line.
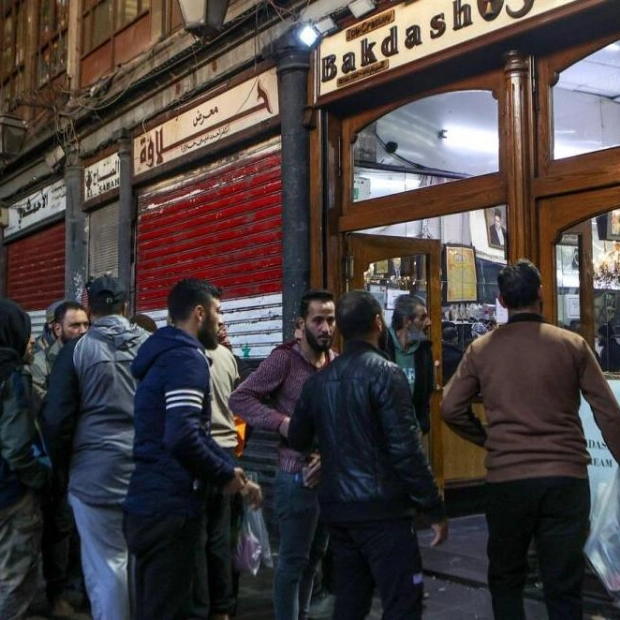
384, 294, 434, 434
288, 290, 448, 620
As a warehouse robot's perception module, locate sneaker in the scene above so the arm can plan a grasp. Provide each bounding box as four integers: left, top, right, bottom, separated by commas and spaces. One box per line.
308, 591, 336, 619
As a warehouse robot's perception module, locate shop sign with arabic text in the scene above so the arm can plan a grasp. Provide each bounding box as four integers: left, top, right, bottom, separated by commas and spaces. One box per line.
318, 0, 580, 98
134, 68, 279, 177
84, 153, 121, 202
5, 180, 66, 239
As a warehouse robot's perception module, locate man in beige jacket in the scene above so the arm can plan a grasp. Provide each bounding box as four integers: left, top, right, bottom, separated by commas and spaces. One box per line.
441, 259, 620, 620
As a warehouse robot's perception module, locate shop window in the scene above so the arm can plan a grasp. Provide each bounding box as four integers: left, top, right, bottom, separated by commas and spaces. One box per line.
1, 0, 28, 111
353, 90, 499, 203
553, 41, 620, 160
359, 204, 508, 369
37, 0, 68, 87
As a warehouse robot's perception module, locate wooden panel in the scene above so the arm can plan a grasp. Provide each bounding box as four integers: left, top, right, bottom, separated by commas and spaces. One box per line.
81, 40, 113, 87
114, 14, 151, 66
6, 221, 66, 311
136, 151, 282, 311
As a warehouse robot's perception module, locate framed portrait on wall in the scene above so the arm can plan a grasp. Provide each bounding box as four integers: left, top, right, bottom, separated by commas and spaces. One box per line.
485, 205, 508, 250
607, 209, 620, 240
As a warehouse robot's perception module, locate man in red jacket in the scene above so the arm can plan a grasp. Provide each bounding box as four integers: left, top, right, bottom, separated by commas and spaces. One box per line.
442, 259, 620, 620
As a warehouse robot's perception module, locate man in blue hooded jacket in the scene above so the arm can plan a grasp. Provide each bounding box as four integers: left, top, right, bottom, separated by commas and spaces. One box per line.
123, 278, 261, 620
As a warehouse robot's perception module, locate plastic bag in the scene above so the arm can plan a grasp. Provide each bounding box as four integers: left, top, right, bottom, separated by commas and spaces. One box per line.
232, 502, 273, 576
585, 468, 620, 602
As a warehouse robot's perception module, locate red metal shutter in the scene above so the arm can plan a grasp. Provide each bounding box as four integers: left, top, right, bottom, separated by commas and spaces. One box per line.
136, 150, 282, 312
6, 221, 66, 311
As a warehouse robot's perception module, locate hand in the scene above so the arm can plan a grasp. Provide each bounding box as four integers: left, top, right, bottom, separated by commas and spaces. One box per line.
430, 519, 449, 547
278, 417, 290, 439
302, 453, 321, 488
240, 480, 264, 509
222, 468, 247, 495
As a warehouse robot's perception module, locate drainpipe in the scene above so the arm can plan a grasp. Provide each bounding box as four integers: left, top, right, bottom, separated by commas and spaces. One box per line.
117, 131, 134, 312
64, 148, 87, 301
268, 33, 312, 342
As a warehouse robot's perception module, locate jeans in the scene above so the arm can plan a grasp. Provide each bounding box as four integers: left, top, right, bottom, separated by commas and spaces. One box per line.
273, 471, 327, 620
124, 511, 205, 620
68, 493, 130, 620
485, 477, 590, 620
329, 518, 424, 620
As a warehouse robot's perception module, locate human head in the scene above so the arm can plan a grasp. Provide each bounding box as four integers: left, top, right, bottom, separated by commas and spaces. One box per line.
167, 278, 221, 350
88, 275, 128, 318
130, 313, 158, 334
0, 298, 33, 378
497, 259, 542, 311
41, 299, 64, 345
392, 294, 430, 341
442, 326, 459, 344
53, 301, 89, 344
337, 290, 385, 343
298, 289, 336, 354
493, 209, 503, 226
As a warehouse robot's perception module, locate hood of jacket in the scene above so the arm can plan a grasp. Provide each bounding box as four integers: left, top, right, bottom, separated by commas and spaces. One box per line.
0, 298, 30, 382
132, 325, 204, 380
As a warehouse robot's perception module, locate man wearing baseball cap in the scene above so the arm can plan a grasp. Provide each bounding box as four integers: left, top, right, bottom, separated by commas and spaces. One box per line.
43, 275, 149, 620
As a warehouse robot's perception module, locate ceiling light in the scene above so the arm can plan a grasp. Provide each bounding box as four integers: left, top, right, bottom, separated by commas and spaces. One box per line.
297, 24, 320, 48
348, 0, 377, 19
0, 114, 28, 163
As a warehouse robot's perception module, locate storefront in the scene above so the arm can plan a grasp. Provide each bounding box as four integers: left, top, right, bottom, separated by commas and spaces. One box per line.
3, 179, 67, 333
310, 0, 620, 491
132, 64, 282, 358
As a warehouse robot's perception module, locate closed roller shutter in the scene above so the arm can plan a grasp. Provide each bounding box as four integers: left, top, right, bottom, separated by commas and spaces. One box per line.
88, 202, 119, 277
6, 221, 65, 311
136, 147, 282, 311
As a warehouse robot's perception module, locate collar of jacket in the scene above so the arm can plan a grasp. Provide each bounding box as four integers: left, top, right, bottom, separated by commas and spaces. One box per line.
343, 339, 390, 360
507, 312, 546, 324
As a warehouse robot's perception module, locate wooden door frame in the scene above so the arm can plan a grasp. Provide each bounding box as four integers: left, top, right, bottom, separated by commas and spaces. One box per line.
347, 233, 445, 486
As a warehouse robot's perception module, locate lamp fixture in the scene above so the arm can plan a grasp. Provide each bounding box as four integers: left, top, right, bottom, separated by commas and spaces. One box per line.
0, 114, 27, 164
348, 0, 377, 19
314, 16, 338, 36
177, 0, 230, 40
297, 23, 320, 48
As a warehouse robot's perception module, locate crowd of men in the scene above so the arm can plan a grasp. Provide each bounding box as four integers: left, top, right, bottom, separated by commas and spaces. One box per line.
1, 259, 620, 620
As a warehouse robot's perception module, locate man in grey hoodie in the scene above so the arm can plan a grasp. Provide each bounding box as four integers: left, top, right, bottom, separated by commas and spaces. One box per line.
43, 276, 150, 620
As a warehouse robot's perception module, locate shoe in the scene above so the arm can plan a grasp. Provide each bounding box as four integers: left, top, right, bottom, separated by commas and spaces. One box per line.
308, 591, 336, 619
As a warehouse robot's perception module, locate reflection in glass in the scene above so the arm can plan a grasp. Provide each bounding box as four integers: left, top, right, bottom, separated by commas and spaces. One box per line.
353, 91, 499, 202
553, 42, 620, 159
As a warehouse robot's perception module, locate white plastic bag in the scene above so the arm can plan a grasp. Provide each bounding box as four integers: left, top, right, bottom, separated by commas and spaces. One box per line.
232, 502, 273, 576
585, 468, 620, 601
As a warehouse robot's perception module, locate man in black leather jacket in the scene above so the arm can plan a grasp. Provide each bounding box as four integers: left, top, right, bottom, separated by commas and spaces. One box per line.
289, 290, 448, 620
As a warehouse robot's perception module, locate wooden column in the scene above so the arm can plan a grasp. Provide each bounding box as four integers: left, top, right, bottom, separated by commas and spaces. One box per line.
503, 50, 536, 263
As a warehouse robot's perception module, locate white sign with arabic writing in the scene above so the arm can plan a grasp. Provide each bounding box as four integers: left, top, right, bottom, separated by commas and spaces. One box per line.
85, 153, 121, 202
133, 68, 279, 177
5, 180, 67, 239
318, 0, 580, 97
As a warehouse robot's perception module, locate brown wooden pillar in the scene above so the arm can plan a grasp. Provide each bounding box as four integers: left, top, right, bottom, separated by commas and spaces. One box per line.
503, 50, 536, 263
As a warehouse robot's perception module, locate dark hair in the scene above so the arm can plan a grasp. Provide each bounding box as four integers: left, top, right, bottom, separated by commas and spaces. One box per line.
337, 290, 382, 340
497, 259, 541, 310
168, 278, 220, 323
89, 298, 125, 317
391, 295, 425, 329
299, 289, 335, 319
54, 301, 86, 324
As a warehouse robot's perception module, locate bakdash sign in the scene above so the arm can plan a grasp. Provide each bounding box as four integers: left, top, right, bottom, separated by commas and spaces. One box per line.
317, 0, 580, 98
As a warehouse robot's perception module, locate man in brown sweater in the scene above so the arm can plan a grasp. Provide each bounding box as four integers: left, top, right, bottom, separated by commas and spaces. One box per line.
441, 259, 620, 620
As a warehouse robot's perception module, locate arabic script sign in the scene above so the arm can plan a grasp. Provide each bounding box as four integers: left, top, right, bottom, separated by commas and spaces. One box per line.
134, 68, 279, 177
85, 153, 121, 202
317, 0, 580, 97
6, 180, 67, 239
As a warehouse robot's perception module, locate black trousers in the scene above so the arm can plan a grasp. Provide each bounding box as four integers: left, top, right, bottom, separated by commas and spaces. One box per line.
124, 511, 205, 620
328, 518, 424, 620
485, 476, 590, 620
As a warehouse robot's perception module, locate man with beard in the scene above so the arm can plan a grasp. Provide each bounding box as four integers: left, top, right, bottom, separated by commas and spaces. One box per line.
31, 300, 89, 618
43, 275, 149, 620
230, 289, 337, 620
123, 278, 261, 620
385, 295, 433, 435
0, 298, 51, 620
288, 290, 448, 620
